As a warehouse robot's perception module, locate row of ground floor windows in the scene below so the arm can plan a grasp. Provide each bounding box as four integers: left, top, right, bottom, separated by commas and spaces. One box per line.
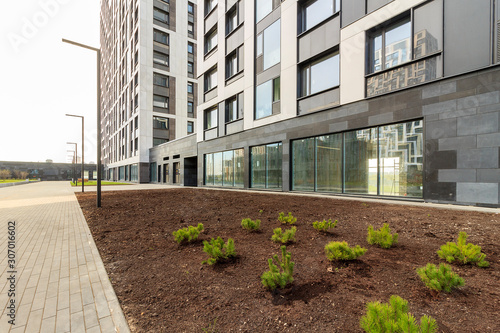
204, 120, 423, 198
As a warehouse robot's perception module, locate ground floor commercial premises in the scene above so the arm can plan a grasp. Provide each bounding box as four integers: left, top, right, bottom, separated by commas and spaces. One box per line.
145, 64, 500, 208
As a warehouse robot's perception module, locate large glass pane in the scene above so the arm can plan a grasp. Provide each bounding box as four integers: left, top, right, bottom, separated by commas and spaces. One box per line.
267, 143, 282, 188
251, 146, 266, 188
213, 152, 223, 186
205, 154, 214, 185
263, 19, 280, 70
310, 53, 339, 94
292, 138, 315, 191
234, 149, 244, 187
222, 150, 234, 187
414, 0, 442, 61
255, 80, 272, 119
316, 134, 342, 192
305, 0, 334, 31
371, 33, 382, 72
150, 162, 157, 182
379, 121, 423, 197
256, 0, 272, 22
344, 129, 378, 194
385, 19, 411, 69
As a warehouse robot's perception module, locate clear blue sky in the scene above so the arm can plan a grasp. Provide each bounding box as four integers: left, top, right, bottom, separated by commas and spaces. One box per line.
0, 0, 100, 163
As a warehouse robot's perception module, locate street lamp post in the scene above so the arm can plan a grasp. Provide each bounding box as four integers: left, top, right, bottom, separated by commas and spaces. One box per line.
62, 38, 102, 207
66, 116, 84, 193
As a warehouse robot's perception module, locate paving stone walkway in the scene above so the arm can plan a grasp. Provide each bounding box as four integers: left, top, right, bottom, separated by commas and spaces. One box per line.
0, 182, 130, 333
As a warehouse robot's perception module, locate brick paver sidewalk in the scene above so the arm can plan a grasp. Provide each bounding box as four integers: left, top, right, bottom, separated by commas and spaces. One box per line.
0, 182, 129, 332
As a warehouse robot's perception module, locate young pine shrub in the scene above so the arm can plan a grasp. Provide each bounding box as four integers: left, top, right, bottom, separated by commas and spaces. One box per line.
278, 212, 297, 225
312, 219, 338, 232
172, 223, 204, 244
241, 218, 261, 231
360, 295, 437, 333
202, 237, 236, 265
271, 227, 297, 244
437, 231, 489, 268
261, 245, 295, 290
417, 263, 465, 293
367, 223, 399, 249
325, 241, 367, 261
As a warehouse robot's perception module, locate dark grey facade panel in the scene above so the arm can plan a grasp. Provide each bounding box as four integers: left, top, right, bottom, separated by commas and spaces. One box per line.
366, 0, 392, 13
298, 16, 340, 63
341, 0, 365, 28
444, 0, 492, 76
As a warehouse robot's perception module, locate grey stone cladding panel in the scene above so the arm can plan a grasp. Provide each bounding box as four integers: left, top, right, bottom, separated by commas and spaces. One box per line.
425, 118, 457, 139
457, 148, 499, 169
438, 136, 476, 151
422, 82, 456, 99
298, 16, 340, 63
438, 169, 476, 182
457, 182, 499, 205
477, 169, 500, 182
477, 133, 500, 148
457, 112, 499, 136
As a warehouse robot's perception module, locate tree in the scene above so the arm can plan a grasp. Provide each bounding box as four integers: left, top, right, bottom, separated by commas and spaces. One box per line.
0, 169, 11, 180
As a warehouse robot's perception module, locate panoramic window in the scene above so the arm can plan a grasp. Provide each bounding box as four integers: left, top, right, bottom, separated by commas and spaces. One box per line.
205, 28, 218, 54
153, 51, 169, 66
204, 106, 217, 130
255, 77, 280, 119
300, 51, 339, 96
153, 95, 168, 109
251, 143, 282, 189
256, 0, 272, 23
153, 29, 169, 45
153, 116, 169, 129
369, 17, 411, 73
153, 7, 169, 24
256, 20, 281, 70
300, 0, 340, 33
205, 149, 244, 187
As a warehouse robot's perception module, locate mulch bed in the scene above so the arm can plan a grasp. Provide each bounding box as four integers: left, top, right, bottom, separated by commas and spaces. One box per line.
76, 188, 500, 332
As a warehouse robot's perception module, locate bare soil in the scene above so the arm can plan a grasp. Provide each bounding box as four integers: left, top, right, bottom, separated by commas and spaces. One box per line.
76, 188, 500, 332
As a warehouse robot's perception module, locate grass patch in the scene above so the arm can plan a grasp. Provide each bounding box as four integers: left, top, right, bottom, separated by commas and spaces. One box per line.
0, 179, 29, 183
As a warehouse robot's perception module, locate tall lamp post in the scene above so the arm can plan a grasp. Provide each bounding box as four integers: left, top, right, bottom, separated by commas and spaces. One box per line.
62, 38, 102, 207
66, 116, 84, 193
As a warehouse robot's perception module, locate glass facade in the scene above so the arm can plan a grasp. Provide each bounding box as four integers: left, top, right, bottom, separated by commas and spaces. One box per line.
256, 0, 272, 23
250, 143, 283, 189
263, 19, 280, 70
205, 149, 244, 187
130, 164, 138, 182
292, 120, 423, 197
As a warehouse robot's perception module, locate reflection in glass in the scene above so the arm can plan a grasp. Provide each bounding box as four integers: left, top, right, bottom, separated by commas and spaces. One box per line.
316, 134, 342, 192
344, 129, 378, 194
292, 138, 315, 191
305, 0, 334, 31
234, 149, 244, 187
213, 152, 223, 186
379, 121, 423, 197
310, 53, 339, 94
256, 80, 272, 119
205, 154, 214, 185
267, 143, 282, 188
251, 146, 266, 188
385, 19, 411, 69
371, 34, 382, 72
263, 20, 280, 70
223, 150, 234, 186
256, 0, 272, 22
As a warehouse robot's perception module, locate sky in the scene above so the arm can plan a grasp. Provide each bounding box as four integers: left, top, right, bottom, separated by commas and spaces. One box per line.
0, 0, 100, 163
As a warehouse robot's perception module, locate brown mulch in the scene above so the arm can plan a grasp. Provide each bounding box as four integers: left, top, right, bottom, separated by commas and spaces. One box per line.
76, 188, 500, 332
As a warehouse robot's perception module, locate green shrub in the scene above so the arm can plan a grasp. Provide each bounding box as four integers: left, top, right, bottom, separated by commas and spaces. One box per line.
173, 223, 204, 244
325, 241, 367, 261
437, 231, 489, 267
312, 219, 338, 232
360, 295, 437, 333
241, 218, 261, 231
271, 227, 297, 244
202, 237, 236, 265
417, 263, 465, 293
367, 223, 399, 249
278, 212, 297, 225
261, 245, 295, 290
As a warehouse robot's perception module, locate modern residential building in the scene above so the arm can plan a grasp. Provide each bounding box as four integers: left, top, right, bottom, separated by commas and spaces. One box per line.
146, 0, 500, 208
100, 0, 198, 183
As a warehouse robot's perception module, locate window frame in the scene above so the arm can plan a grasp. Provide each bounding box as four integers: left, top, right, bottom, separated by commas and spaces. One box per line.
255, 76, 280, 120
187, 82, 194, 94
299, 50, 340, 97
225, 94, 243, 123
153, 94, 169, 109
153, 29, 169, 45
187, 121, 194, 134
153, 73, 169, 87
204, 66, 218, 92
188, 2, 194, 14
204, 28, 218, 55
204, 106, 218, 130
298, 0, 340, 34
188, 42, 194, 54
226, 3, 239, 36
153, 116, 169, 130
153, 51, 169, 66
256, 19, 281, 71
153, 7, 169, 25
225, 50, 239, 79
188, 61, 194, 74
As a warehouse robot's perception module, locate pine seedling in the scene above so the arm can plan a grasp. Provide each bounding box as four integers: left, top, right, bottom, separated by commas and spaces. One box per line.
360, 295, 437, 333
417, 263, 465, 292
241, 218, 261, 231
325, 241, 367, 261
278, 212, 297, 225
261, 245, 295, 290
172, 223, 204, 244
271, 227, 297, 244
312, 219, 338, 232
367, 223, 399, 249
202, 237, 236, 265
437, 231, 489, 267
